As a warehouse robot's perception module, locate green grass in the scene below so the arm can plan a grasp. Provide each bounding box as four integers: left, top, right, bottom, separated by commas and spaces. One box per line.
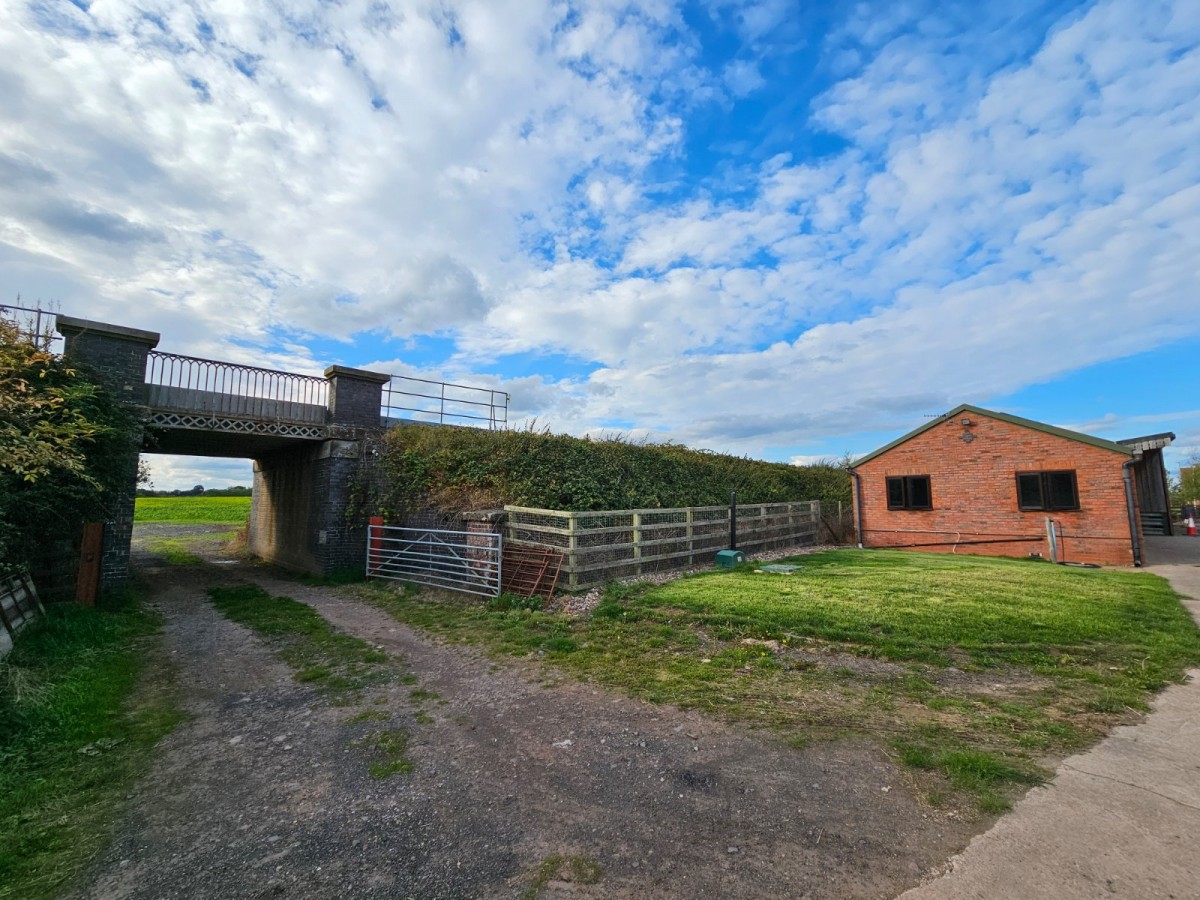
0, 595, 184, 899
363, 728, 414, 779
207, 584, 391, 703
143, 538, 206, 565
522, 855, 602, 899
135, 496, 251, 523
360, 550, 1200, 812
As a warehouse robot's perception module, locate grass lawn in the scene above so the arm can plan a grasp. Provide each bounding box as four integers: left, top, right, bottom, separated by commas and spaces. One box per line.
134, 496, 251, 523
0, 594, 184, 899
360, 549, 1200, 814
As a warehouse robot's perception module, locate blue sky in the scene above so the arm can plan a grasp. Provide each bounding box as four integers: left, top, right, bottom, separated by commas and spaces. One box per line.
1, 0, 1197, 490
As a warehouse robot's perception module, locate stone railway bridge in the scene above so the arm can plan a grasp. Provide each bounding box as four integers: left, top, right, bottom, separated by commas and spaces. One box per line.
55, 315, 508, 589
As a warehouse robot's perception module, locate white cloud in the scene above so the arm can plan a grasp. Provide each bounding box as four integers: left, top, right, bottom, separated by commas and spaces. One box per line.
140, 454, 253, 492
457, 0, 1200, 452
3, 0, 1199, 472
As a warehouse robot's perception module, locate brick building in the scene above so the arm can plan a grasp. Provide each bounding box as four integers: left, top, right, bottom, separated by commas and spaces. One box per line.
849, 404, 1174, 567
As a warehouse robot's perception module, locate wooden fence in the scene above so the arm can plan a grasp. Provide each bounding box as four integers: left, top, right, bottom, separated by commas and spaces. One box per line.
505, 501, 820, 589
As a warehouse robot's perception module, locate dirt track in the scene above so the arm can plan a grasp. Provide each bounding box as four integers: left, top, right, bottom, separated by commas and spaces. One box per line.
76, 537, 980, 899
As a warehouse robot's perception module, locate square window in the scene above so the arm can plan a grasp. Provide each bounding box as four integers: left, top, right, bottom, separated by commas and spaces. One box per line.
1016, 470, 1079, 511
886, 475, 932, 510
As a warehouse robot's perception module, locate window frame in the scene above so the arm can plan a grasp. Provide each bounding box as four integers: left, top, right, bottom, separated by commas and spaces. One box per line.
886, 475, 933, 511
1015, 470, 1080, 512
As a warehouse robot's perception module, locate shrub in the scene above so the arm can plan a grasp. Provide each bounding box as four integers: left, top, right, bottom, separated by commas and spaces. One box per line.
370, 425, 850, 517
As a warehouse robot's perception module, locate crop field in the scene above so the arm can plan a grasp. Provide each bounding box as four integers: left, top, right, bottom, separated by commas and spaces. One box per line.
134, 496, 251, 523
365, 549, 1200, 813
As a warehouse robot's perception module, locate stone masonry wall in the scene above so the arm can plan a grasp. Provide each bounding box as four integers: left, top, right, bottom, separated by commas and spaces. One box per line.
853, 413, 1138, 566
251, 439, 376, 576
57, 316, 159, 590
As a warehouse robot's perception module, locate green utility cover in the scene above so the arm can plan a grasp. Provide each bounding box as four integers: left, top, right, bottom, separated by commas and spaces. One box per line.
715, 549, 746, 568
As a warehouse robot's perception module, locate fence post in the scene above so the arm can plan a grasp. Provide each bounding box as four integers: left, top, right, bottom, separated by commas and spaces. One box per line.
632, 512, 642, 576
567, 512, 579, 590
76, 522, 104, 606
686, 508, 694, 564
367, 516, 383, 576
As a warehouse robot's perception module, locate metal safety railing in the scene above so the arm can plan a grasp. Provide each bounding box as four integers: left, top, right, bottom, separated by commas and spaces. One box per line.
144, 351, 328, 424
382, 375, 508, 429
0, 303, 61, 351
366, 522, 502, 597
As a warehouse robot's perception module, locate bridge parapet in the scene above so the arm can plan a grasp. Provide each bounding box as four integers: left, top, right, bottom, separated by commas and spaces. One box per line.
147, 351, 328, 425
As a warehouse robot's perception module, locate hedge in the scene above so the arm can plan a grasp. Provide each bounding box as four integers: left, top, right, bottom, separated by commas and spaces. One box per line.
371, 425, 851, 519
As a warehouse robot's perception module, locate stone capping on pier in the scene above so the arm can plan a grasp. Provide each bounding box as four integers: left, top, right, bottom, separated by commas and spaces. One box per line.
56, 315, 161, 348
324, 365, 392, 427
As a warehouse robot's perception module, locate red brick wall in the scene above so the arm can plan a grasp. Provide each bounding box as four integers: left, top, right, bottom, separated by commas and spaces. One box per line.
852, 414, 1139, 566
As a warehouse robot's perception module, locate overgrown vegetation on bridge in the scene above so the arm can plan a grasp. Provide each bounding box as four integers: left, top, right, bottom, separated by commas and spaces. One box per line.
372, 424, 851, 519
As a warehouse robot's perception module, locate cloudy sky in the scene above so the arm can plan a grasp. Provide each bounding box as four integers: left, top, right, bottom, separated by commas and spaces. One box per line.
2, 0, 1198, 490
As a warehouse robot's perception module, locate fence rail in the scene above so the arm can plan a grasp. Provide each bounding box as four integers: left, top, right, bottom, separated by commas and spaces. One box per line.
505, 501, 820, 589
145, 351, 328, 424
367, 523, 501, 597
382, 376, 508, 429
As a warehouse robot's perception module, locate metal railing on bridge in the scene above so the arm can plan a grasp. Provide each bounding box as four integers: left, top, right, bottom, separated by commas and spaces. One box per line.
145, 351, 328, 424
382, 375, 509, 429
144, 350, 508, 431
0, 303, 61, 352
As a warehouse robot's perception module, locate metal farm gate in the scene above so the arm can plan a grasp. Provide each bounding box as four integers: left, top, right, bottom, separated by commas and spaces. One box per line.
366, 521, 501, 598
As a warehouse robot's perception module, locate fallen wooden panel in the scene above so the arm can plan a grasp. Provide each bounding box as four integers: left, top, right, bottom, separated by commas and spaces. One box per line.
0, 572, 46, 659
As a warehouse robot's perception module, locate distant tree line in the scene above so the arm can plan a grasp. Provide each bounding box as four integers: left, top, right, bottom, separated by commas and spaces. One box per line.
135, 484, 252, 498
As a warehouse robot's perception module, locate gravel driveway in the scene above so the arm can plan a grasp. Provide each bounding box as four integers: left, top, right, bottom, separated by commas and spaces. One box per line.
76, 542, 978, 899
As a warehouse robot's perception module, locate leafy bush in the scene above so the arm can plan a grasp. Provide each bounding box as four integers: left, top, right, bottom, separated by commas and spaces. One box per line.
0, 320, 142, 573
371, 425, 850, 517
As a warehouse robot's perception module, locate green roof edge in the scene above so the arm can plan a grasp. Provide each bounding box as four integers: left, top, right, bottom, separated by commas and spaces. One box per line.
850, 403, 1134, 469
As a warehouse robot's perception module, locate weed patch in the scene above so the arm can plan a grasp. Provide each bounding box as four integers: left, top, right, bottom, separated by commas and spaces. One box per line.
143, 538, 205, 566
522, 854, 602, 899
207, 584, 393, 703
362, 728, 414, 779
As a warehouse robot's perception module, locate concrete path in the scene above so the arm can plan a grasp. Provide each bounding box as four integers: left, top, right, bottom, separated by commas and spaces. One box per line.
1144, 534, 1200, 567
899, 563, 1200, 900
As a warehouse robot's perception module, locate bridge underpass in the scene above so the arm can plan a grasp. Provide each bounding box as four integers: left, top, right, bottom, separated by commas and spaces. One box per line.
55, 314, 508, 590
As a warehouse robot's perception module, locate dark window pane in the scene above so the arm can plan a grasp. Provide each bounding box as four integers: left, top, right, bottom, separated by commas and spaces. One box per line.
887, 477, 905, 508
908, 476, 931, 508
1046, 471, 1078, 510
1017, 473, 1043, 509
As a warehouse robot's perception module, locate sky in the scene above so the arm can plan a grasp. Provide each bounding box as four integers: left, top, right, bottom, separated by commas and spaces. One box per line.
1, 0, 1197, 491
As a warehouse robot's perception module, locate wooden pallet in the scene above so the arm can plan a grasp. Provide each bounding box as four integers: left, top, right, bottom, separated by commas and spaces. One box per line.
501, 544, 564, 601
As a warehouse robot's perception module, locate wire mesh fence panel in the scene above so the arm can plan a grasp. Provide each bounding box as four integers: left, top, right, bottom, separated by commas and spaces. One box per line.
505, 501, 820, 589
367, 525, 501, 597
